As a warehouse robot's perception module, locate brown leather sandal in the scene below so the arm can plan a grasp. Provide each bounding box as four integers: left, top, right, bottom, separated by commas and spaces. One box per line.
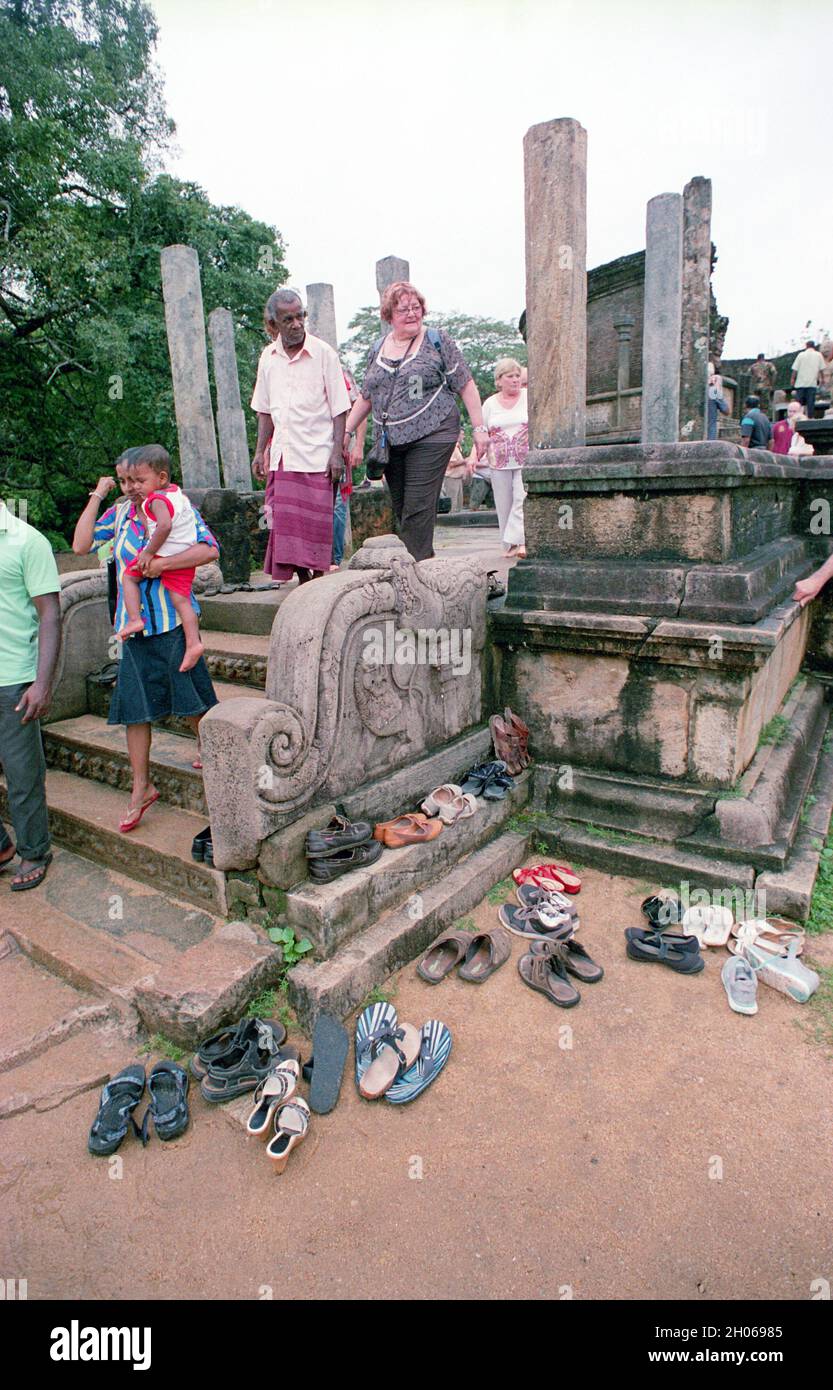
373, 814, 444, 848
504, 707, 531, 768
458, 927, 512, 983
518, 942, 581, 1007
530, 936, 603, 982
489, 713, 525, 776
417, 929, 474, 983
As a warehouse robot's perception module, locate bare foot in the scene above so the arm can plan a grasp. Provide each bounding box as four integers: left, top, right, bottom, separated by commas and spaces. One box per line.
516, 547, 527, 558
118, 618, 145, 640
179, 641, 204, 673
329, 564, 340, 572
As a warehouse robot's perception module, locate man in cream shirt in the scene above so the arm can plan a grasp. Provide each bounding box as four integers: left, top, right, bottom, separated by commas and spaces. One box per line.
791, 339, 825, 421
251, 289, 349, 583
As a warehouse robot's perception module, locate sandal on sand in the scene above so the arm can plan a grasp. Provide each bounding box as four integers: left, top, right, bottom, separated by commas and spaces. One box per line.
246, 1058, 300, 1139
733, 939, 819, 1004
139, 1061, 190, 1144
420, 784, 462, 817
190, 1017, 285, 1081
625, 927, 704, 973
518, 943, 581, 1007
721, 955, 759, 1016
531, 936, 603, 982
457, 927, 512, 983
417, 929, 474, 983
266, 1097, 310, 1174
731, 919, 804, 958
386, 1020, 452, 1105
0, 842, 16, 871
641, 893, 683, 927
88, 1065, 146, 1156
355, 1002, 398, 1086
10, 851, 53, 892
682, 904, 733, 947
200, 1021, 289, 1102
304, 1013, 349, 1115
358, 1020, 421, 1100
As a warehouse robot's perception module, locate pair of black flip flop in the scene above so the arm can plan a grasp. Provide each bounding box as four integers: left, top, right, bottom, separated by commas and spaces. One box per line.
88, 1061, 189, 1155
460, 760, 514, 800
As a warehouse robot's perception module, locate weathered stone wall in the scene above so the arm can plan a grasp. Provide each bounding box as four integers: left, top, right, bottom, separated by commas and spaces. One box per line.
587, 252, 645, 397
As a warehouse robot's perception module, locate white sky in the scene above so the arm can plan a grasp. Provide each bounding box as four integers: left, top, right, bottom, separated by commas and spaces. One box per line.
149, 0, 832, 359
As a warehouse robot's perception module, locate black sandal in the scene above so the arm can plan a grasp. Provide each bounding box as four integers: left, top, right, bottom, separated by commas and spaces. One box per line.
303, 1012, 349, 1115
10, 851, 53, 892
88, 1065, 146, 1156
625, 927, 704, 973
641, 893, 683, 927
190, 1017, 285, 1081
140, 1061, 190, 1144
200, 1022, 288, 1102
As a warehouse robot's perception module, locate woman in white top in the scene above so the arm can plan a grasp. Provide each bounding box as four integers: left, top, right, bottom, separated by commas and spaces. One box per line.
480, 358, 529, 558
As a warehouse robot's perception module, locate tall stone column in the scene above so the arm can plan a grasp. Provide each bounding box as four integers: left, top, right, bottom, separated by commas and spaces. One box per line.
523, 118, 588, 450
679, 176, 712, 440
306, 283, 338, 350
207, 308, 251, 493
641, 193, 684, 444
160, 245, 221, 489
376, 256, 410, 314
614, 315, 635, 428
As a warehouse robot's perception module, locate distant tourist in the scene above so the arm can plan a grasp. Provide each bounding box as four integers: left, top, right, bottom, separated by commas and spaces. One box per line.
443, 431, 469, 513
790, 339, 825, 419
819, 340, 833, 413
707, 362, 729, 440
342, 281, 487, 560
740, 394, 772, 450
0, 502, 61, 890
251, 289, 350, 583
771, 399, 805, 455
482, 358, 529, 558
331, 365, 367, 571
749, 353, 776, 414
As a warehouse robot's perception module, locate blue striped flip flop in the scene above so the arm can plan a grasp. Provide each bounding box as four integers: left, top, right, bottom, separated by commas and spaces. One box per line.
354, 1001, 398, 1088
385, 1020, 452, 1105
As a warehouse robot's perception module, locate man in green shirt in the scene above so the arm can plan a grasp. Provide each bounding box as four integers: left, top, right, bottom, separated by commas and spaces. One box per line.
0, 501, 62, 889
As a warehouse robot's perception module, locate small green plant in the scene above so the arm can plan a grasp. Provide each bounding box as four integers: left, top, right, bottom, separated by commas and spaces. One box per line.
267, 924, 314, 967
277, 1004, 295, 1029
583, 821, 644, 846
453, 915, 477, 932
803, 965, 833, 1052
800, 794, 818, 826
140, 1034, 186, 1062
246, 988, 277, 1019
486, 878, 513, 905
759, 714, 789, 747
360, 983, 396, 1010
807, 829, 833, 935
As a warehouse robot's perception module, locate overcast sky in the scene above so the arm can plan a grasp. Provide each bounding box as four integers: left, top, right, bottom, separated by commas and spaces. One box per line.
149, 0, 832, 360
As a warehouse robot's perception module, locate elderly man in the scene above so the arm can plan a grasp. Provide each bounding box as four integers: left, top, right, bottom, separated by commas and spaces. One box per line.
0, 500, 62, 890
251, 289, 350, 583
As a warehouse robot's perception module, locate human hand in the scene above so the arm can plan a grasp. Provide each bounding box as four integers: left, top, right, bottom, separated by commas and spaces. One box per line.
793, 576, 822, 608
95, 475, 116, 497
143, 556, 165, 578
252, 453, 267, 482
328, 451, 344, 486
349, 439, 363, 470
135, 548, 153, 575
474, 433, 489, 462
15, 682, 52, 724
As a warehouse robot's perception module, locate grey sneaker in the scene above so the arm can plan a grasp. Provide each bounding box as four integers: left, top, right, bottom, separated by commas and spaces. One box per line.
721, 954, 759, 1015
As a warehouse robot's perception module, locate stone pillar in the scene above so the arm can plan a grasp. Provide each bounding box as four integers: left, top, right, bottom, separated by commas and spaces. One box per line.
641, 193, 684, 444
376, 255, 410, 313
679, 177, 712, 441
160, 245, 221, 489
523, 118, 588, 450
614, 315, 635, 428
306, 283, 338, 349
208, 307, 251, 493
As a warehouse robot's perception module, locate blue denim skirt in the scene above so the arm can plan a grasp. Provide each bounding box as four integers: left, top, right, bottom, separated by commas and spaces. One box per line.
107, 626, 219, 726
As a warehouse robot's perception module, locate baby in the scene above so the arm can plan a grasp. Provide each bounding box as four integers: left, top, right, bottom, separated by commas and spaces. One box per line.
118, 445, 204, 673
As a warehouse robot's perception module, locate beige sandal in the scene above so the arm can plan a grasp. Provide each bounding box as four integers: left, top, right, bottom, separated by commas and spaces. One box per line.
421, 784, 462, 817
266, 1097, 310, 1174
358, 1021, 421, 1099
245, 1059, 300, 1140
437, 792, 478, 826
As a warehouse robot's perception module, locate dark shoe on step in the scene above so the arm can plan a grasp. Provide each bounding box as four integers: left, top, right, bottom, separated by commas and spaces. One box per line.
308, 840, 383, 881
306, 814, 373, 859
190, 1017, 286, 1081
191, 825, 213, 863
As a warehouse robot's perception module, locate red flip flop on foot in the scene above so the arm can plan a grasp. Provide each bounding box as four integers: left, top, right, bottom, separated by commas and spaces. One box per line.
512, 862, 582, 894
119, 791, 160, 834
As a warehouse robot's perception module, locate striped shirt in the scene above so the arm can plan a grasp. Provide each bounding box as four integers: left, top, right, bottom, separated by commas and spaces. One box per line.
94, 501, 219, 637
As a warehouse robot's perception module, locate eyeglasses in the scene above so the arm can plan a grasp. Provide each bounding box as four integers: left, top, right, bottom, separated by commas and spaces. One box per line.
393, 303, 422, 316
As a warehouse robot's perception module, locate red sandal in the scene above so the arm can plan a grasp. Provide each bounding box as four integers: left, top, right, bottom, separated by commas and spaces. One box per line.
119, 791, 160, 834
512, 862, 582, 894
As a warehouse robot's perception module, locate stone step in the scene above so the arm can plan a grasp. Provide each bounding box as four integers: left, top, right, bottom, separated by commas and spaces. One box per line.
1, 770, 227, 914
201, 632, 269, 689
43, 715, 208, 815
286, 828, 529, 1031
86, 674, 265, 736
535, 763, 715, 841
199, 585, 291, 636
285, 771, 531, 957
435, 510, 498, 527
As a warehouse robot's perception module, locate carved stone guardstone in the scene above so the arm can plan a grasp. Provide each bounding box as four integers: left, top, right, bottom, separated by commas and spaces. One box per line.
200, 537, 488, 870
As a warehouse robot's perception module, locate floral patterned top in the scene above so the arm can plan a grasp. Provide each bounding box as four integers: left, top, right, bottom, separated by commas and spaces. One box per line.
361, 328, 473, 447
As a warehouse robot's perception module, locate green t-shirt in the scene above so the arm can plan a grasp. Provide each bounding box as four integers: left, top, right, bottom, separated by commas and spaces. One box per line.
0, 505, 61, 686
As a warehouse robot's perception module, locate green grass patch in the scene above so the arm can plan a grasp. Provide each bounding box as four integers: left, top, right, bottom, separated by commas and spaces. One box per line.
800, 794, 818, 826
486, 877, 514, 905
246, 988, 277, 1019
360, 983, 397, 1010
807, 830, 833, 935
453, 916, 478, 932
758, 714, 789, 746
803, 965, 833, 1053
583, 821, 645, 846
139, 1034, 186, 1062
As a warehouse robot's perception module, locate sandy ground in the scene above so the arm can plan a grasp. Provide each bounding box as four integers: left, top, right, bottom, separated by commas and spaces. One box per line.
2, 861, 832, 1303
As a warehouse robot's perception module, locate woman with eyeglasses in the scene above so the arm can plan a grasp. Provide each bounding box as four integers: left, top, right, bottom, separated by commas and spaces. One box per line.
342, 281, 487, 560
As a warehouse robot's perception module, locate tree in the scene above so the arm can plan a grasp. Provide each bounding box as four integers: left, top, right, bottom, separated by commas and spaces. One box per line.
0, 0, 287, 543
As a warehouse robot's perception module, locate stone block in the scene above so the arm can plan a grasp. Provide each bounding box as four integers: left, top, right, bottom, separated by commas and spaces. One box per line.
258, 803, 338, 891
186, 488, 252, 586
226, 872, 261, 908
133, 934, 283, 1048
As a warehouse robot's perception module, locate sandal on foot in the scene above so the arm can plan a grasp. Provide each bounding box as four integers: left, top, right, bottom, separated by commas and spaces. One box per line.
246, 1058, 300, 1139
266, 1097, 310, 1173
140, 1061, 189, 1144
385, 1020, 452, 1104
88, 1064, 145, 1156
417, 929, 474, 983
625, 927, 704, 973
10, 851, 53, 892
518, 943, 581, 1007
304, 1013, 349, 1115
119, 792, 159, 834
457, 926, 512, 983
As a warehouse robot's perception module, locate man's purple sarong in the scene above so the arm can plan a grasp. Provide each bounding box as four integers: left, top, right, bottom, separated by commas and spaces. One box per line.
264, 463, 335, 580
